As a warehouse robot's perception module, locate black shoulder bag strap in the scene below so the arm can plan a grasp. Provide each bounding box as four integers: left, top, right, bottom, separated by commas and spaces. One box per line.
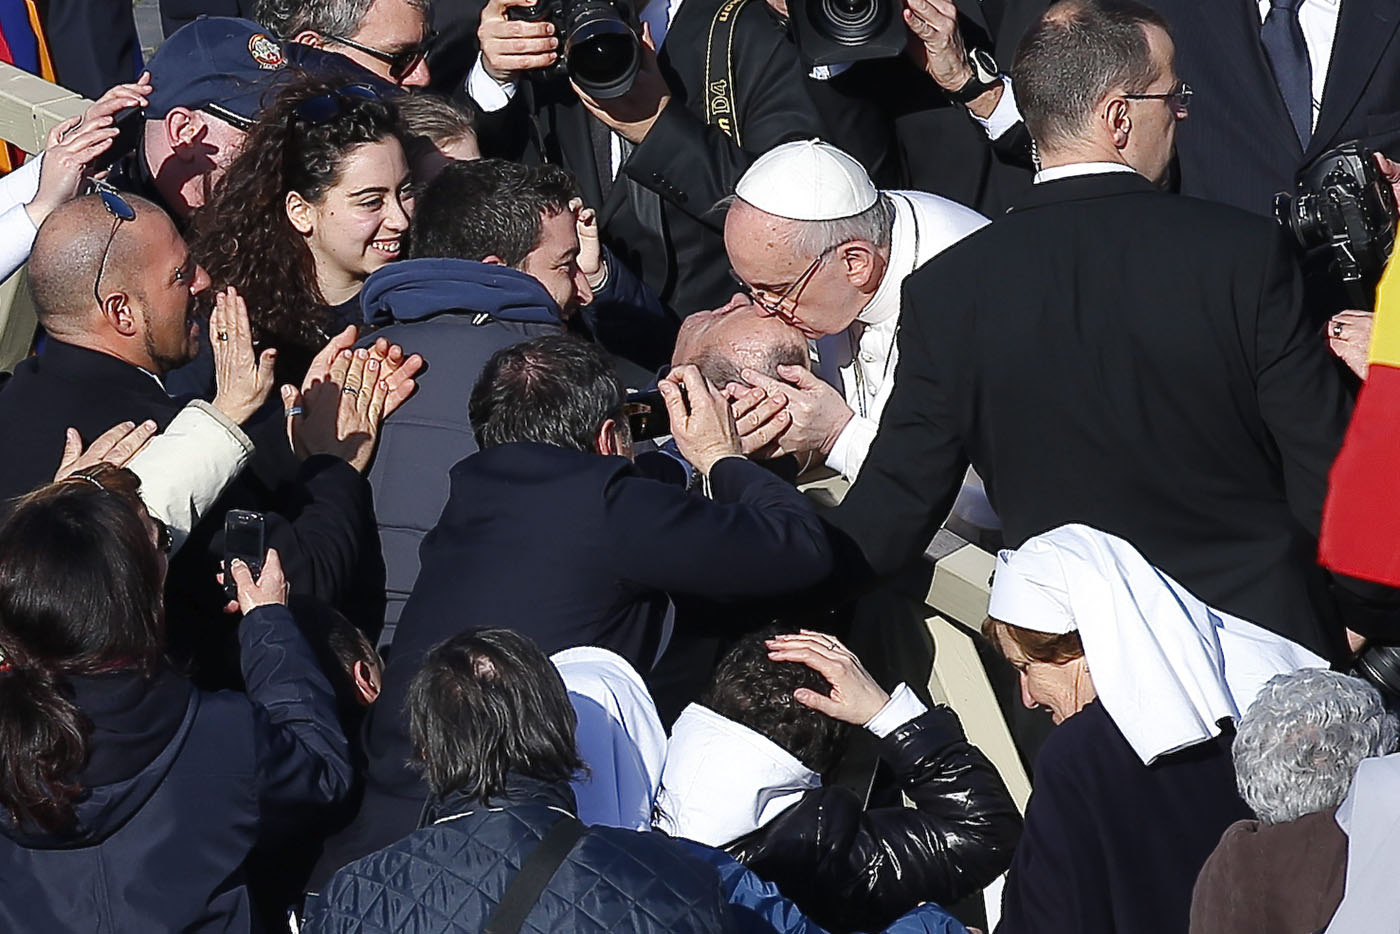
704, 0, 754, 144
482, 815, 589, 934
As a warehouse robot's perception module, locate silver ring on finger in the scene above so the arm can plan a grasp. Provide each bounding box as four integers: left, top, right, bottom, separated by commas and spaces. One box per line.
1333, 321, 1344, 338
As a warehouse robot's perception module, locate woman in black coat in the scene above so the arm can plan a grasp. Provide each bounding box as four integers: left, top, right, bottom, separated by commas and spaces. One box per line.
655, 628, 1022, 932
0, 465, 352, 932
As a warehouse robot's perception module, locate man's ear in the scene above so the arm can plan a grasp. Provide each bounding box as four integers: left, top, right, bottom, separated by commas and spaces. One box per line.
1105, 97, 1132, 150
352, 659, 382, 705
840, 241, 880, 291
99, 293, 139, 337
164, 108, 205, 160
481, 254, 507, 267
595, 417, 619, 455
293, 30, 327, 48
286, 189, 316, 235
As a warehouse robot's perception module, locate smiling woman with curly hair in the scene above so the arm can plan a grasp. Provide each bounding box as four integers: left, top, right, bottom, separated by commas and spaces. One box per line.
190, 74, 412, 382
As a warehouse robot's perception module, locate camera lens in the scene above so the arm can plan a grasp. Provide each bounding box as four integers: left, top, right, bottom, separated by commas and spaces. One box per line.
811, 0, 890, 46
1353, 643, 1400, 709
563, 1, 640, 99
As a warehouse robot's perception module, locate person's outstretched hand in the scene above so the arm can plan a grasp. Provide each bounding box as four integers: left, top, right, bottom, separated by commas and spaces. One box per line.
53, 419, 158, 480
27, 73, 151, 227
231, 547, 288, 614
211, 286, 277, 424
659, 364, 741, 475
766, 630, 891, 725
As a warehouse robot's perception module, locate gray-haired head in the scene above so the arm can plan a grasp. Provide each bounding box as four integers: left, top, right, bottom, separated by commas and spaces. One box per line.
1011, 0, 1170, 152
255, 0, 428, 39
1233, 669, 1398, 825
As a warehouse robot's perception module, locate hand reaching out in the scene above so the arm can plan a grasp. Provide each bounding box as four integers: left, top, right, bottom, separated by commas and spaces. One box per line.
210, 287, 277, 424
53, 419, 158, 480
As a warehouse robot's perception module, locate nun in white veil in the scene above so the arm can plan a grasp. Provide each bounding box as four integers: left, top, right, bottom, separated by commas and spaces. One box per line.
982, 524, 1326, 934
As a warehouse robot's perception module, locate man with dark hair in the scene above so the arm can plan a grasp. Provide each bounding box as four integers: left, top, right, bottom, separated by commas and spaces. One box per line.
318, 335, 833, 878
361, 157, 662, 634
303, 629, 737, 934
827, 0, 1361, 661
256, 0, 435, 87
655, 628, 1021, 931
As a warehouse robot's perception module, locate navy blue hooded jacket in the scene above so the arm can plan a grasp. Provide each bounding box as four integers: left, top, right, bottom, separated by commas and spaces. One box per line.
0, 605, 352, 933
357, 258, 565, 634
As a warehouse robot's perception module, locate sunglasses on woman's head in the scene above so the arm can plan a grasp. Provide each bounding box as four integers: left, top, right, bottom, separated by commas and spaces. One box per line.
294, 83, 383, 125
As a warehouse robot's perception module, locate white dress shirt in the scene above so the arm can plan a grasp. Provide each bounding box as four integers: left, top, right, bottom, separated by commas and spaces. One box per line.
822, 190, 988, 480
977, 0, 1342, 140
1032, 161, 1139, 184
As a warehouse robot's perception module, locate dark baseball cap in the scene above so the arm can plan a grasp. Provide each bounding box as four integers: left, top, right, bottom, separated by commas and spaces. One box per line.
146, 17, 289, 129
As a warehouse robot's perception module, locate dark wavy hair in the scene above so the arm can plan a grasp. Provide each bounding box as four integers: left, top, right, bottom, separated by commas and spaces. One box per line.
0, 466, 165, 834
702, 626, 850, 775
409, 629, 584, 801
190, 74, 404, 374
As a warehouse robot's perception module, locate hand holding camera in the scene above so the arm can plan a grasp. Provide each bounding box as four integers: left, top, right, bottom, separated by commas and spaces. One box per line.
480, 0, 560, 82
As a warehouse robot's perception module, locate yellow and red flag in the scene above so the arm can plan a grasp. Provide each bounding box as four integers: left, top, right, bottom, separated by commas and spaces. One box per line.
1319, 244, 1400, 585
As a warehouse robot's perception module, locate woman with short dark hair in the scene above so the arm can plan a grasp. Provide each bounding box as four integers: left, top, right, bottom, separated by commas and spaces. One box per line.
984, 524, 1326, 934
0, 465, 351, 933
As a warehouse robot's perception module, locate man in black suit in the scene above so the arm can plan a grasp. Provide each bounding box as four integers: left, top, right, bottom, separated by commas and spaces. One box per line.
929, 0, 1400, 217
467, 0, 825, 319
828, 0, 1356, 661
316, 334, 833, 878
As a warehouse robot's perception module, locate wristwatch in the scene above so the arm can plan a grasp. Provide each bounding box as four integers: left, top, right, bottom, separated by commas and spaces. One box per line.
946, 48, 1001, 105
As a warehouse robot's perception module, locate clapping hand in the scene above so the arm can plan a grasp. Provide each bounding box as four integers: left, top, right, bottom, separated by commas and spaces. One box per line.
766, 630, 891, 725
28, 73, 151, 227
210, 287, 277, 424
53, 419, 159, 481
284, 338, 423, 473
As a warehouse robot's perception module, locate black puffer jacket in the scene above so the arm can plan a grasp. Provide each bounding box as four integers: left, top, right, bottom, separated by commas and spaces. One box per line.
721, 706, 1021, 932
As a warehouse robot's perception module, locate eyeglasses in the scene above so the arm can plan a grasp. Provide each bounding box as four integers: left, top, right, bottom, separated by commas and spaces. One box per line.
731, 245, 837, 316
153, 516, 173, 555
294, 83, 383, 124
1123, 81, 1194, 114
324, 31, 436, 81
92, 185, 136, 309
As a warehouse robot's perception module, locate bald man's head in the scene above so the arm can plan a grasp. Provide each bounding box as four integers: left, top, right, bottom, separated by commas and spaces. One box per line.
29, 193, 209, 374
29, 193, 176, 335
673, 294, 808, 387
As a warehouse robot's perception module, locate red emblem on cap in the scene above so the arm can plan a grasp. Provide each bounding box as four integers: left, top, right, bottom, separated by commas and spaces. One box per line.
248, 34, 285, 70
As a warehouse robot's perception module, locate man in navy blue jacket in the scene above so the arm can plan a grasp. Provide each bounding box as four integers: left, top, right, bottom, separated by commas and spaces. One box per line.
361, 158, 666, 635
315, 335, 833, 883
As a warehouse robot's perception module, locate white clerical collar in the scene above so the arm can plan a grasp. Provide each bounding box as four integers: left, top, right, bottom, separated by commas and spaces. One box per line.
857, 194, 909, 328
1033, 161, 1139, 185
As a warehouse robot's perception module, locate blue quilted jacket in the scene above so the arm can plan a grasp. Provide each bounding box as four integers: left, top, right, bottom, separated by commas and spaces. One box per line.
302, 776, 737, 934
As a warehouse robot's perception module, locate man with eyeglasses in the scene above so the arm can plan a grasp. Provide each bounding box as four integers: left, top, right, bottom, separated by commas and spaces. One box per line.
826, 0, 1368, 664
257, 0, 434, 88
722, 139, 987, 485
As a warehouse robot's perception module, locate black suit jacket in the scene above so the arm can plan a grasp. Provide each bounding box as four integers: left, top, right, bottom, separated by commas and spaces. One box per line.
363, 443, 834, 799
828, 172, 1352, 660
477, 0, 825, 317
1145, 0, 1400, 215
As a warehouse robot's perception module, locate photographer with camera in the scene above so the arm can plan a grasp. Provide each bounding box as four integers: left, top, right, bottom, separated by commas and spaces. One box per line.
467, 0, 825, 321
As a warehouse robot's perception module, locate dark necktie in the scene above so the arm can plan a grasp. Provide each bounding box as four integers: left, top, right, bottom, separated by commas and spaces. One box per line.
1260, 0, 1312, 147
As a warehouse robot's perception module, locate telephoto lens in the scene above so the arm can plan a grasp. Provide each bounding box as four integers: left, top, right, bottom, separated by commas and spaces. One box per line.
562, 0, 641, 99
1353, 642, 1400, 712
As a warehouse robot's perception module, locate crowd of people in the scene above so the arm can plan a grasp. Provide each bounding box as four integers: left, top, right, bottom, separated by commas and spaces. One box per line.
0, 0, 1397, 931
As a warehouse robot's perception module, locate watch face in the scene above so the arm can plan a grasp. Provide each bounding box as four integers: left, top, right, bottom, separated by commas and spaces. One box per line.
970, 48, 999, 83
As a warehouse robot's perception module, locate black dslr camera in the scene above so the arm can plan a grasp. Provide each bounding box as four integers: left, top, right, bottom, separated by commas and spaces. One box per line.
1274, 141, 1398, 306
507, 0, 641, 99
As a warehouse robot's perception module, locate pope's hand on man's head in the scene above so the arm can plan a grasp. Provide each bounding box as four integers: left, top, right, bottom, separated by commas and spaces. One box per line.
737, 365, 854, 459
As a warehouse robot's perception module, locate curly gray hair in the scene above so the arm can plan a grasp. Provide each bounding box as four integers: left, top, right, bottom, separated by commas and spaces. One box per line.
1233, 669, 1398, 825
256, 0, 430, 39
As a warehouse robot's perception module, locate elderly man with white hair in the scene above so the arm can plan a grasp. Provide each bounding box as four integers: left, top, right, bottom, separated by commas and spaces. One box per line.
723, 139, 988, 484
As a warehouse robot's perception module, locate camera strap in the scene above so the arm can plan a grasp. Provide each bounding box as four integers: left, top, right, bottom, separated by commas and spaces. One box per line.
704, 0, 752, 144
